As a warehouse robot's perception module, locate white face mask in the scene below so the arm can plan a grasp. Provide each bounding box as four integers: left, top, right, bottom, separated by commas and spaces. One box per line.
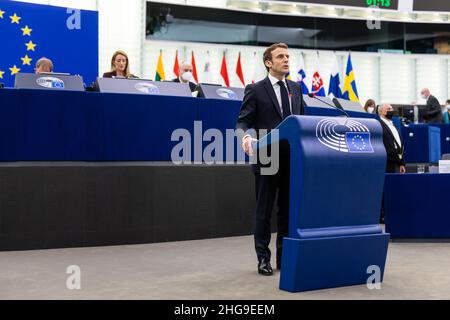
422, 94, 427, 100
181, 71, 193, 82
368, 107, 374, 114
447, 105, 450, 111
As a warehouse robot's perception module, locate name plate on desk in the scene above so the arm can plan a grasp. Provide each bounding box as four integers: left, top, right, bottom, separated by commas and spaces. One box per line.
95, 78, 192, 97
303, 95, 334, 109
439, 160, 450, 173
199, 84, 244, 101
334, 98, 364, 112
14, 73, 85, 91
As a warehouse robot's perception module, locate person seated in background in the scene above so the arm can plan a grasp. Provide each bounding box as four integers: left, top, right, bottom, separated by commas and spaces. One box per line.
420, 88, 443, 123
172, 61, 199, 94
103, 50, 137, 78
364, 99, 376, 113
444, 100, 450, 124
34, 57, 53, 74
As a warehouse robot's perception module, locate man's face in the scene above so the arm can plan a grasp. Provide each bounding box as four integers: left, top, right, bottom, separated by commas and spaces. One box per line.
381, 105, 393, 117
35, 63, 51, 74
421, 89, 429, 99
266, 47, 290, 76
180, 64, 192, 75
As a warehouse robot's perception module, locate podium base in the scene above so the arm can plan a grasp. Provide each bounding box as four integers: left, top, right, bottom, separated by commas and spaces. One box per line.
279, 233, 390, 292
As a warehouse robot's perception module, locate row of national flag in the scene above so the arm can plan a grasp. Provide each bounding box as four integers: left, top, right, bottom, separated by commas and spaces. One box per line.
156, 50, 245, 88
155, 50, 360, 102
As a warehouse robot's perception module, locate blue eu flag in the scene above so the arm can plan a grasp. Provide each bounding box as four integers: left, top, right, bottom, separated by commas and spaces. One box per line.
345, 132, 374, 153
0, 0, 98, 87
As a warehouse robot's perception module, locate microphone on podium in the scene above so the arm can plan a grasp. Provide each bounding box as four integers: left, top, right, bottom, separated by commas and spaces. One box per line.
307, 93, 349, 117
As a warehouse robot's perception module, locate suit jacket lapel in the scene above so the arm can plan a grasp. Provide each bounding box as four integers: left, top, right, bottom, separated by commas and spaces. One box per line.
263, 77, 283, 119
381, 119, 401, 148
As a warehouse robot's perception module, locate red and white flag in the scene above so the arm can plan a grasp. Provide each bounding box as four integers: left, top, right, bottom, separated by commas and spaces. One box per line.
220, 52, 230, 87
236, 52, 245, 87
173, 50, 180, 78
191, 51, 199, 83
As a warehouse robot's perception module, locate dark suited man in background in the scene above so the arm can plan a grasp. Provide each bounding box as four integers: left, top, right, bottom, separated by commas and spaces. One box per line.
378, 103, 406, 174
236, 43, 305, 276
378, 103, 406, 223
421, 88, 443, 124
172, 61, 199, 95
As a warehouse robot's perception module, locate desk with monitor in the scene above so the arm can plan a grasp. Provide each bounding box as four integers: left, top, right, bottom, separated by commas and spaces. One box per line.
14, 73, 85, 91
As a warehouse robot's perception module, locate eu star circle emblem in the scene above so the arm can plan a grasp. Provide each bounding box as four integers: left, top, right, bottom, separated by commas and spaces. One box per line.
351, 134, 367, 151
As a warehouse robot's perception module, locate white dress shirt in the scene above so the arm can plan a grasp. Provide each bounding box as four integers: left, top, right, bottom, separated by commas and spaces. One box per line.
268, 74, 292, 116
381, 117, 402, 148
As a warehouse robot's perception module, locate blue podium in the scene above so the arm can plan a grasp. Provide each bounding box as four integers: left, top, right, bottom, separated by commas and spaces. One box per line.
258, 115, 390, 292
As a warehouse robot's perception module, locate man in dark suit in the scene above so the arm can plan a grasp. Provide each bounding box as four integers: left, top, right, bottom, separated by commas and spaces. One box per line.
236, 43, 305, 276
378, 103, 406, 174
378, 103, 406, 224
172, 61, 198, 94
421, 88, 443, 124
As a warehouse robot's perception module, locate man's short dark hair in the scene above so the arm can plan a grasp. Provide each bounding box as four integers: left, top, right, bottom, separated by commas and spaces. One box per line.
263, 43, 289, 72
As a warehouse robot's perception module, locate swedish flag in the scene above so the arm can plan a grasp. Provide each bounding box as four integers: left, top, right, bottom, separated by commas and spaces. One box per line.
342, 54, 359, 103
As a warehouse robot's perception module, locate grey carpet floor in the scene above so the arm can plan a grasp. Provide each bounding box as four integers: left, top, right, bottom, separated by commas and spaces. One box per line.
1, 234, 449, 300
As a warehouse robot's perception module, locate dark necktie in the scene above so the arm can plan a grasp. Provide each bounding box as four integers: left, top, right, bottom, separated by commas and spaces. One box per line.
278, 81, 291, 119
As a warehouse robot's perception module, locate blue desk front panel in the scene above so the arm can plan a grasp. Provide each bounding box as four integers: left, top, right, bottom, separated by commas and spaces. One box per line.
401, 125, 441, 163
385, 173, 450, 238
429, 124, 450, 156
0, 88, 373, 161
0, 89, 198, 161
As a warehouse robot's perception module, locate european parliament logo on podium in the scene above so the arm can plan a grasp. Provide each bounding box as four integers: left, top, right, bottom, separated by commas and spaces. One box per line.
316, 118, 374, 153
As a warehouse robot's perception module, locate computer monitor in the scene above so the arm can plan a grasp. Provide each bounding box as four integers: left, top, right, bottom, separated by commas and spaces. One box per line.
14, 73, 85, 91
198, 84, 245, 101
94, 77, 193, 97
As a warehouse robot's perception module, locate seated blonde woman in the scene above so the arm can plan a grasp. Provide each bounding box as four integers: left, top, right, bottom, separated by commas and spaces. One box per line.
103, 50, 137, 78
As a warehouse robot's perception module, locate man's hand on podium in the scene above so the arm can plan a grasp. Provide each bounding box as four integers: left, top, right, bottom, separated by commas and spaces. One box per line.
242, 135, 257, 157
400, 166, 406, 174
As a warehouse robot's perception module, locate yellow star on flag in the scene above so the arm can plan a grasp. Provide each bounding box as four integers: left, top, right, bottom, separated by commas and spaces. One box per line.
21, 25, 32, 36
25, 40, 37, 51
0, 70, 4, 79
10, 13, 21, 24
0, 9, 5, 19
9, 65, 21, 75
21, 55, 32, 66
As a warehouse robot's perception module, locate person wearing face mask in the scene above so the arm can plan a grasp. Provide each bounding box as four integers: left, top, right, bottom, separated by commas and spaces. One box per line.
378, 104, 406, 174
378, 104, 406, 224
364, 99, 376, 114
172, 61, 198, 93
420, 88, 443, 124
444, 100, 450, 124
